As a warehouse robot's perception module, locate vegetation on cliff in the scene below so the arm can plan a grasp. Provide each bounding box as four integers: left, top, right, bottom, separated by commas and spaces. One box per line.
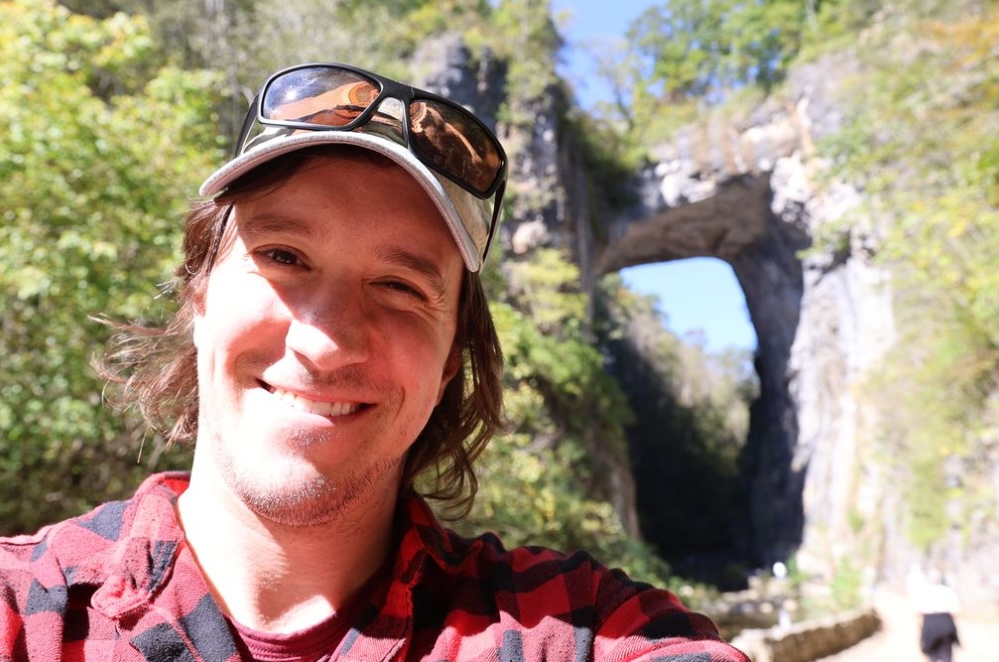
818, 2, 999, 557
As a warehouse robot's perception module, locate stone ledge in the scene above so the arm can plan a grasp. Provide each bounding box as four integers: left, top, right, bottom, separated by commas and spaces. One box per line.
730, 608, 881, 662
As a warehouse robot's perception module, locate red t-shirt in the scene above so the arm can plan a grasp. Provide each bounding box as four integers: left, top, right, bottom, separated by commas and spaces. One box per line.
229, 566, 390, 661
231, 612, 350, 662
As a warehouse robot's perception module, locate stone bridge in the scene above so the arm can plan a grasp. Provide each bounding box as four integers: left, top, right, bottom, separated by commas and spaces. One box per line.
502, 55, 894, 569
418, 38, 895, 573
596, 101, 816, 565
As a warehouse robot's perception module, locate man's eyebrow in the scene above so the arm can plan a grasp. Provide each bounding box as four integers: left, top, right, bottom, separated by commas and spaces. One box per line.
237, 213, 324, 242
376, 247, 450, 297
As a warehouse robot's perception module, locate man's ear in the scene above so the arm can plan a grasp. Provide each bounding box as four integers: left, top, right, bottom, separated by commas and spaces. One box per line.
191, 285, 209, 350
436, 345, 462, 405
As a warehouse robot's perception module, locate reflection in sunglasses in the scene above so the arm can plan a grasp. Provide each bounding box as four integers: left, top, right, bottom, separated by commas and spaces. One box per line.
410, 105, 492, 192
269, 82, 378, 123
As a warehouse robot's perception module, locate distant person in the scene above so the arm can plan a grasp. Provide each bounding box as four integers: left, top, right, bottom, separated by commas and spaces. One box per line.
0, 62, 750, 660
911, 568, 961, 662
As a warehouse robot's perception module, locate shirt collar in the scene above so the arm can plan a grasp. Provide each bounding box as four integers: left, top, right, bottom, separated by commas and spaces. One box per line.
84, 472, 190, 619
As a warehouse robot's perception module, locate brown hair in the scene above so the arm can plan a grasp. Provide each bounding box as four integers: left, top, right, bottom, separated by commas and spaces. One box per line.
100, 146, 504, 515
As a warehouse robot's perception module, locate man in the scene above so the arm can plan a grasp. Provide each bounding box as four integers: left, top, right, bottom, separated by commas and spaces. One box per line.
0, 63, 749, 661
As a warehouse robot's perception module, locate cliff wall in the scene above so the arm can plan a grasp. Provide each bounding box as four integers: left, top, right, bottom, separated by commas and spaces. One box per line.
414, 37, 980, 595
497, 48, 897, 576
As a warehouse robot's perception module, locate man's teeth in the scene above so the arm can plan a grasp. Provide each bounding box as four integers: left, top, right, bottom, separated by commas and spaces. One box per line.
272, 388, 359, 417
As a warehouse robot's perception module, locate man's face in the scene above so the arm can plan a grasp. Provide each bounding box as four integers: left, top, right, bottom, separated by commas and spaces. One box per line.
192, 155, 464, 526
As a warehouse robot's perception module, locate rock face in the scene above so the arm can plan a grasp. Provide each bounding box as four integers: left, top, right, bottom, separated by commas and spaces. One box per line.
415, 32, 999, 613
516, 51, 898, 570
411, 33, 507, 134
415, 39, 899, 576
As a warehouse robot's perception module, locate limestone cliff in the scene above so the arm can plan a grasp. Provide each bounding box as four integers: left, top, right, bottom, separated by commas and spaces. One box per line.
498, 49, 899, 575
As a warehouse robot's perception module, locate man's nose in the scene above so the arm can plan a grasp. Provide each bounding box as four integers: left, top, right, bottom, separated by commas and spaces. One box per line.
284, 289, 370, 371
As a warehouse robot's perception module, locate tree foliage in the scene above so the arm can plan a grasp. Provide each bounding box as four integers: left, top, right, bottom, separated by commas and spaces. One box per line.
628, 0, 806, 103
0, 0, 222, 533
489, 0, 561, 104
621, 0, 889, 108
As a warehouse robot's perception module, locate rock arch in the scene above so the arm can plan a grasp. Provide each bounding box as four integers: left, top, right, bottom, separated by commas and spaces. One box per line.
501, 71, 894, 569
568, 74, 894, 568
420, 36, 896, 572
597, 163, 810, 564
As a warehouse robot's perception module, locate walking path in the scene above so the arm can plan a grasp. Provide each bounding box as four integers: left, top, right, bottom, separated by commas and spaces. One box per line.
817, 590, 999, 662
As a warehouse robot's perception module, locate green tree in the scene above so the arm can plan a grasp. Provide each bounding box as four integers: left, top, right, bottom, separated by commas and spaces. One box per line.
490, 0, 560, 102
0, 0, 223, 533
627, 0, 807, 104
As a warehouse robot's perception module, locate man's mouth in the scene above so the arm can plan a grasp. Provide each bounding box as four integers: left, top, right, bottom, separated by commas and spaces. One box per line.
268, 386, 363, 417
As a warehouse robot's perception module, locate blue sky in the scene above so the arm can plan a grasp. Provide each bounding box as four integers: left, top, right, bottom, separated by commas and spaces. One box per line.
551, 0, 757, 352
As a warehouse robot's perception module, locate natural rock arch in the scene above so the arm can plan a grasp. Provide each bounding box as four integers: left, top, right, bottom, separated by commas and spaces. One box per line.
502, 69, 894, 570
419, 36, 895, 574
573, 67, 893, 570
597, 169, 810, 565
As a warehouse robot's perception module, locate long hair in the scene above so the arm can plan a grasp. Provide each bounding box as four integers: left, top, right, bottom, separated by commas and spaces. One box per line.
100, 146, 504, 515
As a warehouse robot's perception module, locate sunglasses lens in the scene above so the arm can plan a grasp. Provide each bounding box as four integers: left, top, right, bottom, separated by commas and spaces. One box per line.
409, 99, 503, 196
262, 67, 381, 127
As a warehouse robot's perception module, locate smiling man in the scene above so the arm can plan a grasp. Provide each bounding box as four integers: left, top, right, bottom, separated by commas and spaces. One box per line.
0, 63, 749, 661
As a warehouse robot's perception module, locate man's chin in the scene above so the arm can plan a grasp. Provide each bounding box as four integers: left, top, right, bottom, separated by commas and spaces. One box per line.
229, 471, 358, 528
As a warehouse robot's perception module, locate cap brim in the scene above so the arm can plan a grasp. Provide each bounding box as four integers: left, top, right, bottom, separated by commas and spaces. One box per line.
199, 131, 484, 272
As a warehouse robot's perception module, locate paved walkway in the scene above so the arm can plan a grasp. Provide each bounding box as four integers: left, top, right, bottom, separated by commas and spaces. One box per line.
818, 590, 999, 662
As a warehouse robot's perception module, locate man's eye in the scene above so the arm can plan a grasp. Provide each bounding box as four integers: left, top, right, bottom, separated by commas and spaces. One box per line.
260, 248, 300, 266
382, 280, 425, 299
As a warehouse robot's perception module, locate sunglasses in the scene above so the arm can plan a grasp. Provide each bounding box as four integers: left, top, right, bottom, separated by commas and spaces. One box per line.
234, 63, 508, 262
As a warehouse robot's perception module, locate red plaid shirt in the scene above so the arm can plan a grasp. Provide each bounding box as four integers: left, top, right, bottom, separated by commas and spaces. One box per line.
0, 472, 748, 661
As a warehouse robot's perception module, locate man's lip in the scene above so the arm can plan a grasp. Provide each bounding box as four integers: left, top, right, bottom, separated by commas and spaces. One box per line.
261, 382, 368, 418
